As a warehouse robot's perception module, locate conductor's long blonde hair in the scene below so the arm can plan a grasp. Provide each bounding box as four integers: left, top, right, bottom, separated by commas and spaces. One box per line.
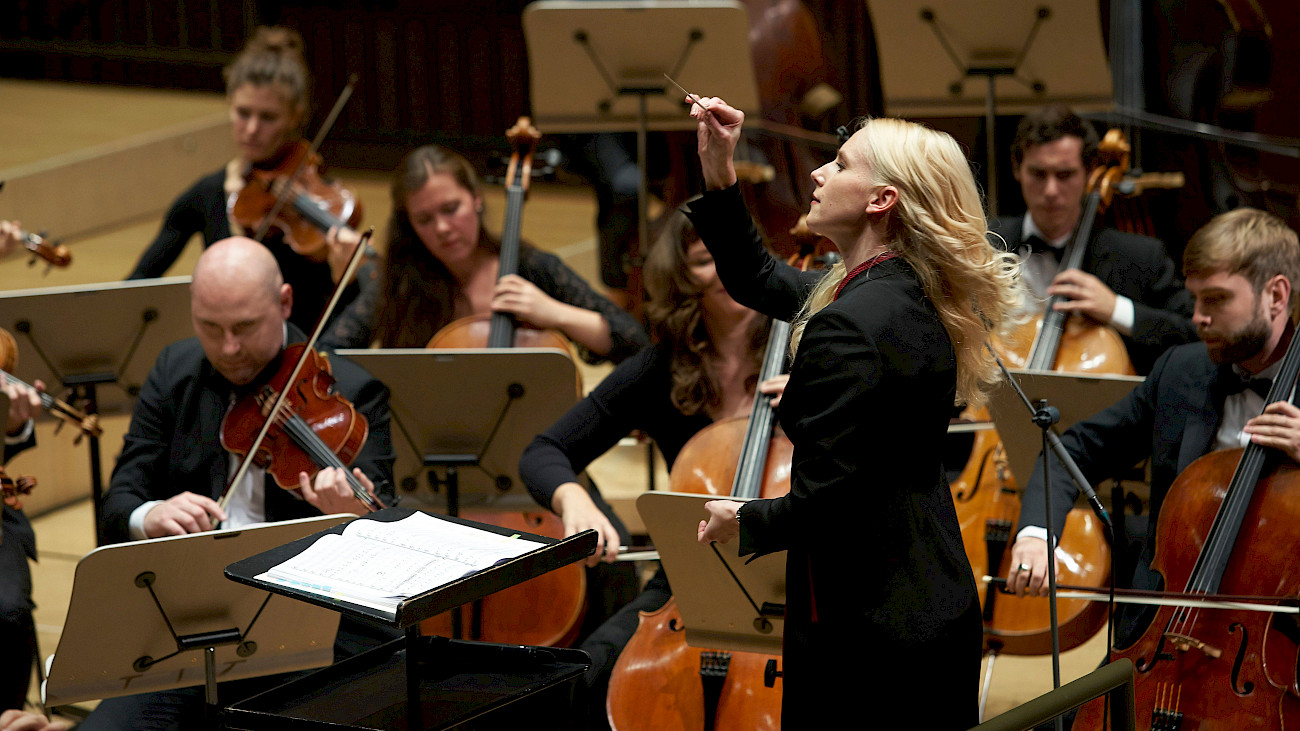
789, 118, 1027, 408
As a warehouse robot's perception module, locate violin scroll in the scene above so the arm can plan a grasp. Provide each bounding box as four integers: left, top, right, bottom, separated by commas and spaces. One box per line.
21, 230, 72, 271
1, 466, 37, 511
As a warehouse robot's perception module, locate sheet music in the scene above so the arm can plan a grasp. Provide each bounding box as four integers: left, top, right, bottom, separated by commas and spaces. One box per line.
255, 512, 545, 617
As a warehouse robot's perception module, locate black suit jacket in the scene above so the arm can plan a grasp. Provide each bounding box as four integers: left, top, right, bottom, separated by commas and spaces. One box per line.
685, 186, 979, 728
101, 325, 396, 544
991, 216, 1196, 374
2, 433, 37, 617
1017, 342, 1227, 577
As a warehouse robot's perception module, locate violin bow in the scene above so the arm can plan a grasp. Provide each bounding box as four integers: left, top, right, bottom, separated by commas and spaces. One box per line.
982, 576, 1299, 615
251, 73, 359, 243
217, 228, 378, 517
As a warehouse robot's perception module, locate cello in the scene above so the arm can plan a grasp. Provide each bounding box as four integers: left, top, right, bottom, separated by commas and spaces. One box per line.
603, 253, 811, 731
419, 117, 588, 648
1073, 332, 1300, 728
953, 132, 1149, 656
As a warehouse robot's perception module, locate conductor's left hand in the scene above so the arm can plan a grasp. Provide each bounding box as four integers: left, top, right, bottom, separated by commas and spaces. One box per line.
697, 499, 742, 544
298, 466, 376, 515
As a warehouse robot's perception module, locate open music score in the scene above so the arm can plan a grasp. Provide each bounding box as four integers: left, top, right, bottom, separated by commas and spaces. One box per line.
255, 511, 545, 618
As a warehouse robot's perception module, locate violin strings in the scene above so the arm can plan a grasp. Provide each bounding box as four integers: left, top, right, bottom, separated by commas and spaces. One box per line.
274, 406, 375, 508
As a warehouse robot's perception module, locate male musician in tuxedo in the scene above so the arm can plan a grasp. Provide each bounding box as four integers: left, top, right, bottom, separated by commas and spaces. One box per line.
82, 236, 397, 731
1007, 208, 1300, 646
994, 104, 1197, 374
1, 377, 42, 714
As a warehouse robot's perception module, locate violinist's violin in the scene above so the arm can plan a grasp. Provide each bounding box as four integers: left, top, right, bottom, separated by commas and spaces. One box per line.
228, 139, 363, 262
220, 343, 379, 511
16, 229, 71, 270
228, 76, 364, 263
0, 327, 101, 441
0, 464, 36, 511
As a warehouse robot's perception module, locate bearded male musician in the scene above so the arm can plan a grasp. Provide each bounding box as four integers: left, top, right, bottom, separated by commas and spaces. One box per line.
78, 237, 397, 730
1007, 208, 1300, 654
993, 104, 1197, 374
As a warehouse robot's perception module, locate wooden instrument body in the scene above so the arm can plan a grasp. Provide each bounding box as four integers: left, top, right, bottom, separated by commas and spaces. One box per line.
607, 417, 787, 730
608, 598, 780, 731
220, 344, 369, 490
1074, 448, 1300, 729
952, 315, 1128, 654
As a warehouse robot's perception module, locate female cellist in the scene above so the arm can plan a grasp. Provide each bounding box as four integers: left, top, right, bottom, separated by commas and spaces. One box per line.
519, 210, 785, 730
126, 26, 374, 349
691, 98, 1027, 727
325, 144, 645, 358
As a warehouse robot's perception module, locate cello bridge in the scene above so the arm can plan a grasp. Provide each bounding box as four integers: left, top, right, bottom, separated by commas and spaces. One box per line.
1163, 632, 1222, 659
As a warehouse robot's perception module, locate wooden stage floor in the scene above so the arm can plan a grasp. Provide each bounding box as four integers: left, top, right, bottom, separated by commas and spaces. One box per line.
1, 80, 1106, 724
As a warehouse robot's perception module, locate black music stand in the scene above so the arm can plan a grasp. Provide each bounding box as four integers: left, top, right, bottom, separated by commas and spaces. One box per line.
337, 349, 579, 515
866, 0, 1113, 214
44, 515, 350, 725
636, 492, 785, 654
0, 276, 192, 544
224, 507, 598, 730
522, 1, 758, 289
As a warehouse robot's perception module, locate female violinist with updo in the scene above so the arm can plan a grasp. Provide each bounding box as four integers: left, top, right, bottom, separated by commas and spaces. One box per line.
690, 97, 1028, 727
325, 144, 645, 360
518, 211, 786, 729
127, 26, 375, 349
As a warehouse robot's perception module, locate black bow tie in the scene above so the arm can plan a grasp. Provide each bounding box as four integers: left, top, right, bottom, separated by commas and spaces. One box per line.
1023, 234, 1063, 263
1219, 370, 1273, 399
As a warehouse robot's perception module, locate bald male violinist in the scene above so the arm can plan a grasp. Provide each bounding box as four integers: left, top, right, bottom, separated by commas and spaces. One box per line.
83, 236, 397, 731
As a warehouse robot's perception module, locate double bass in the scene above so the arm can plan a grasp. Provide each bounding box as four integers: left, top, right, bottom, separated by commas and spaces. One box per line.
953, 133, 1150, 655
1074, 328, 1300, 728
420, 118, 588, 648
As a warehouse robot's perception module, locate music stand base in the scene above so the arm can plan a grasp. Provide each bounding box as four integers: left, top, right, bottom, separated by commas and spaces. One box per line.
225, 636, 589, 731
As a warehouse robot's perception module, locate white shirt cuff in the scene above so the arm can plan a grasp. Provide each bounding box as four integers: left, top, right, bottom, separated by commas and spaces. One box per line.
1016, 525, 1050, 544
5, 419, 34, 445
129, 500, 165, 540
1109, 295, 1135, 335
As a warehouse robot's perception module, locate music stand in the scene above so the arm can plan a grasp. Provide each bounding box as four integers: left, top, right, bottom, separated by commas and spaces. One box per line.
45, 515, 350, 714
636, 492, 785, 654
0, 276, 192, 543
987, 369, 1143, 486
866, 1, 1112, 214
224, 508, 597, 730
523, 1, 759, 296
337, 349, 579, 515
